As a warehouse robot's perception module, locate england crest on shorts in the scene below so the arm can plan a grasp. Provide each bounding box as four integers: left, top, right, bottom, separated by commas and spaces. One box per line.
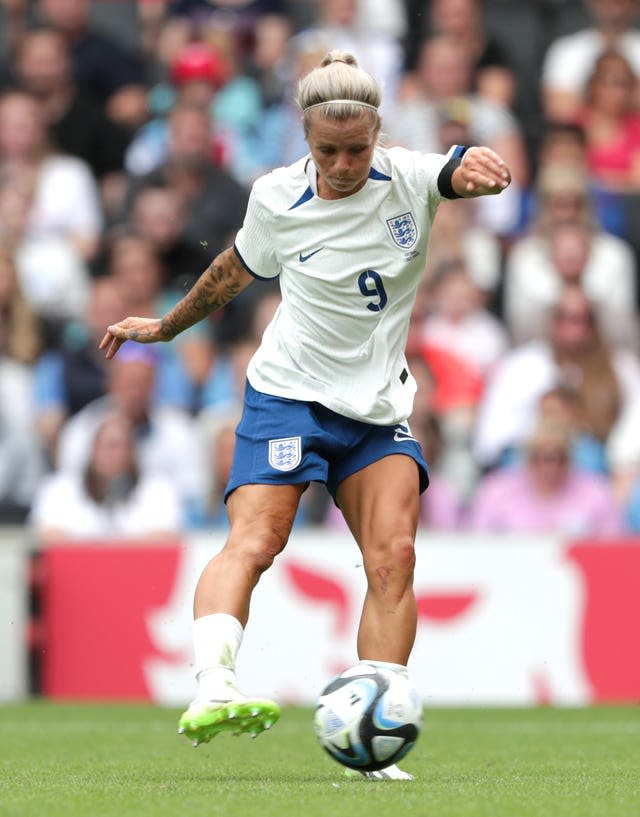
268, 436, 301, 471
386, 211, 417, 249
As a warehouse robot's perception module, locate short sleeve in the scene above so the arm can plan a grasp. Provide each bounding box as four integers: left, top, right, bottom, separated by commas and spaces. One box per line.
233, 182, 280, 280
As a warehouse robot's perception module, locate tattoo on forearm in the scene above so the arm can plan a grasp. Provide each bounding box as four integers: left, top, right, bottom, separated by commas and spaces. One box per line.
160, 248, 248, 337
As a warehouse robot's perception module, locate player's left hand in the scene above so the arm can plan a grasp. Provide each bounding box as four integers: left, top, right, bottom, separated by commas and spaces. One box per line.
456, 146, 511, 196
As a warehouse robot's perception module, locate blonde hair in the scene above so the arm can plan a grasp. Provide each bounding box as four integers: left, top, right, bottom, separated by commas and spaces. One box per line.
0, 245, 41, 365
534, 163, 596, 235
550, 286, 621, 441
297, 51, 382, 137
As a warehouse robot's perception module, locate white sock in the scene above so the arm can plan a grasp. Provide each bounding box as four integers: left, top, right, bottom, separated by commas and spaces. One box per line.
359, 659, 408, 678
193, 613, 244, 701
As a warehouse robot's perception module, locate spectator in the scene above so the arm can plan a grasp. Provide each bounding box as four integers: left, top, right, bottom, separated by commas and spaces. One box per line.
467, 418, 623, 536
162, 0, 289, 33
417, 259, 507, 482
422, 95, 510, 285
607, 386, 640, 503
356, 0, 406, 39
125, 43, 229, 177
500, 384, 610, 476
541, 0, 640, 124
423, 197, 503, 297
0, 168, 90, 345
35, 0, 147, 129
107, 233, 167, 317
128, 183, 212, 292
200, 336, 256, 416
56, 343, 207, 503
523, 121, 628, 239
537, 384, 609, 476
0, 247, 44, 520
0, 244, 41, 366
388, 34, 527, 237
12, 27, 130, 182
506, 219, 637, 349
251, 37, 326, 173
403, 341, 476, 508
246, 11, 294, 108
421, 257, 509, 385
422, 0, 517, 110
413, 260, 502, 496
186, 403, 326, 530
389, 34, 528, 188
0, 89, 103, 264
200, 289, 281, 415
0, 0, 28, 66
414, 412, 463, 530
504, 164, 637, 347
403, 348, 437, 430
324, 411, 462, 532
124, 102, 249, 264
30, 411, 183, 540
127, 40, 263, 185
473, 285, 640, 471
105, 232, 215, 410
289, 0, 405, 110
536, 122, 590, 173
576, 49, 640, 192
0, 403, 45, 523
185, 409, 241, 529
33, 276, 125, 464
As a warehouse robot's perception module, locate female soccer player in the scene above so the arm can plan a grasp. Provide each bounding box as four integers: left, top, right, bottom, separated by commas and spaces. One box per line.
100, 51, 511, 780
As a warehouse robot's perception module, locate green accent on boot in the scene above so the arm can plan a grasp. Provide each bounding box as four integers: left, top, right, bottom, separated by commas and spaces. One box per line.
178, 698, 281, 745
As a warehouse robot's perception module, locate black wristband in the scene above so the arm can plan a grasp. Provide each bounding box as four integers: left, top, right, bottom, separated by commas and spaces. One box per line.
437, 145, 469, 199
437, 158, 463, 199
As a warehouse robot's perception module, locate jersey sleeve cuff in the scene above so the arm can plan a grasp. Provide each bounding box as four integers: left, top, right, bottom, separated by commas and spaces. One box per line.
233, 244, 279, 281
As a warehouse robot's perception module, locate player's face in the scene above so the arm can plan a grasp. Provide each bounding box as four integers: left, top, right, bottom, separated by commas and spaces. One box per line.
307, 113, 380, 200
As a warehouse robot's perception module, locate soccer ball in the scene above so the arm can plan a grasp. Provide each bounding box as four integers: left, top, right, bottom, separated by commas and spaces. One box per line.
313, 663, 423, 772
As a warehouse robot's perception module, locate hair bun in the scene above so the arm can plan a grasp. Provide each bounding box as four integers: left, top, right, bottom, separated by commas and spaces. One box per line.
321, 50, 358, 68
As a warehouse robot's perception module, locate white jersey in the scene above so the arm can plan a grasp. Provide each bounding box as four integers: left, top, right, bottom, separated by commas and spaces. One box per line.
235, 145, 453, 425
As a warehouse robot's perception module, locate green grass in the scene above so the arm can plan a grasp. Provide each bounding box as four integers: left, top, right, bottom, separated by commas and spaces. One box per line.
0, 703, 638, 817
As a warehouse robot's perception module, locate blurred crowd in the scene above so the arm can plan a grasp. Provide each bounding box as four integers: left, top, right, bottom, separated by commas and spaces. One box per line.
1, 0, 640, 540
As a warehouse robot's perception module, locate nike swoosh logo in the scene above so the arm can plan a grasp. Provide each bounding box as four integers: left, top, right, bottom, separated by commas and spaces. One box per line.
394, 432, 418, 443
393, 423, 418, 443
299, 247, 324, 262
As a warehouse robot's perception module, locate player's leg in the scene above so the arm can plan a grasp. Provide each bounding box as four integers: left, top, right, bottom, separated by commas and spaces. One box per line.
179, 482, 304, 744
194, 482, 305, 623
336, 453, 420, 665
336, 454, 421, 781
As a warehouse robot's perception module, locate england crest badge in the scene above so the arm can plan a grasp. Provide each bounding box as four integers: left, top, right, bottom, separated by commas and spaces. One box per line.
386, 212, 418, 249
268, 436, 301, 471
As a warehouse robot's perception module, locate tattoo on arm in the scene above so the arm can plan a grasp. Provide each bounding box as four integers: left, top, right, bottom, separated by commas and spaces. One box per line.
160, 248, 251, 338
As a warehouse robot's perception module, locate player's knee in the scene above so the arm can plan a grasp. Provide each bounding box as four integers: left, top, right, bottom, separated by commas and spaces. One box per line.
364, 535, 416, 582
250, 534, 286, 573
397, 537, 417, 571
388, 536, 416, 576
227, 525, 289, 575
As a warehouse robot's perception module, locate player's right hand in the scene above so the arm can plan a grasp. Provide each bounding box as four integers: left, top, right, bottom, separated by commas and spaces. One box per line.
99, 316, 165, 359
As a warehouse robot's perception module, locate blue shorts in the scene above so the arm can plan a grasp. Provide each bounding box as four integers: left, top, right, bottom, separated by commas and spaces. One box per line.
225, 381, 429, 502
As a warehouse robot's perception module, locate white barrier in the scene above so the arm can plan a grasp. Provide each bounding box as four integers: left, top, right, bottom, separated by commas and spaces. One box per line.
36, 529, 640, 704
143, 531, 637, 706
0, 528, 29, 701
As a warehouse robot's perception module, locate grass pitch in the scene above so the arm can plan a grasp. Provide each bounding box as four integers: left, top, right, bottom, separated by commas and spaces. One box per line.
1, 703, 638, 817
